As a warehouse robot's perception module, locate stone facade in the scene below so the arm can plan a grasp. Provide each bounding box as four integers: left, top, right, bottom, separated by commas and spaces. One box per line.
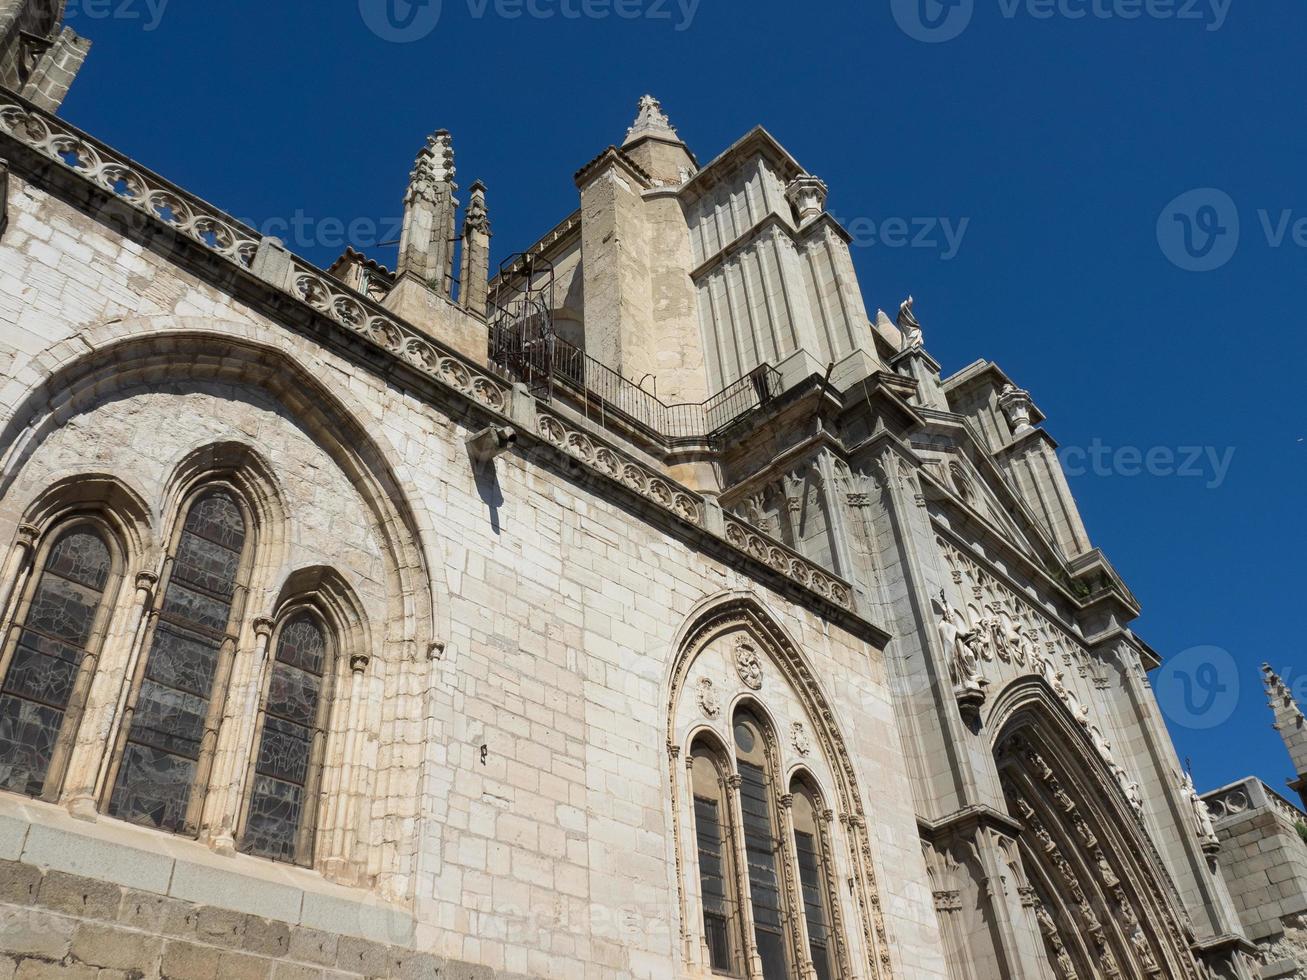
0, 9, 1291, 978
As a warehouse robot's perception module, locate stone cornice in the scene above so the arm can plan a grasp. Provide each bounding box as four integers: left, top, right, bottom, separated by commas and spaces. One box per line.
677, 125, 805, 203
0, 92, 875, 638
916, 803, 1026, 842
572, 145, 652, 191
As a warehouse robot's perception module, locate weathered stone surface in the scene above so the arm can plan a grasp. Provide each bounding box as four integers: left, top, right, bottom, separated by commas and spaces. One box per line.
0, 860, 41, 905
160, 940, 222, 980
0, 907, 74, 960
70, 921, 163, 971
0, 29, 1291, 980
34, 872, 121, 921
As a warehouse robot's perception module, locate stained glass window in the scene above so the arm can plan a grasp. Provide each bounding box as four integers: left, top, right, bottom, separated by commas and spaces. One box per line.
108, 491, 246, 833
792, 787, 835, 980
241, 613, 329, 864
696, 795, 732, 970
739, 759, 788, 979
734, 710, 791, 980
0, 527, 112, 798
692, 743, 742, 976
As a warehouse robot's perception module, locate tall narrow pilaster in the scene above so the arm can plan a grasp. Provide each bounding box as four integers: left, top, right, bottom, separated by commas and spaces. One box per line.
1264, 664, 1307, 809
397, 131, 457, 296
458, 180, 490, 317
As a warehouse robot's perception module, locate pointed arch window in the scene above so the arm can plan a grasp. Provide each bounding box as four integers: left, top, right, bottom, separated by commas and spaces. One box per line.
107, 489, 250, 834
791, 780, 837, 980
0, 524, 118, 799
691, 736, 745, 975
733, 708, 792, 980
240, 611, 332, 865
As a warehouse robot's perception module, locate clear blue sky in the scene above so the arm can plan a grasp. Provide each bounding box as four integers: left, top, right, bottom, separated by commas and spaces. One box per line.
58, 1, 1304, 796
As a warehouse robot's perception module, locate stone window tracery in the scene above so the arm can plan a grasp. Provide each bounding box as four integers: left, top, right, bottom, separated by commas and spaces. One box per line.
691, 736, 746, 976
733, 707, 794, 980
0, 523, 120, 800
791, 779, 837, 980
239, 610, 333, 865
106, 488, 251, 835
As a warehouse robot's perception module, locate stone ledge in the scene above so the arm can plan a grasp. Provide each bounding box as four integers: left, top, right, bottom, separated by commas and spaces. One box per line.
0, 857, 527, 979
0, 796, 412, 949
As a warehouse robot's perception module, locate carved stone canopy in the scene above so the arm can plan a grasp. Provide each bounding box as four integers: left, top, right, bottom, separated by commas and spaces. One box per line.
999, 383, 1034, 435
786, 174, 829, 223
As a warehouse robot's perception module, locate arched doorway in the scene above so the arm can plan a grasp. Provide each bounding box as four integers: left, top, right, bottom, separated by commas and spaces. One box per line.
994, 700, 1202, 980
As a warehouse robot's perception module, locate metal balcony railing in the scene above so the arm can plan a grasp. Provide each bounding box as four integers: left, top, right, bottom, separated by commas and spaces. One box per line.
489, 253, 780, 444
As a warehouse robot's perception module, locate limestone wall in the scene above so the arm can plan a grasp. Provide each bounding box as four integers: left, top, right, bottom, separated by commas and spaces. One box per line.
0, 153, 944, 978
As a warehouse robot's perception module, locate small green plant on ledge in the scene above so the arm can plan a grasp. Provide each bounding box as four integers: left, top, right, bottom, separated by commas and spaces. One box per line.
1296, 821, 1307, 847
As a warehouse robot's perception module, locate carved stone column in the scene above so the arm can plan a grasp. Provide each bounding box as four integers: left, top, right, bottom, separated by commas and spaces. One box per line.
0, 523, 39, 635
726, 771, 766, 980
321, 651, 370, 882
62, 569, 158, 820
778, 793, 820, 980
86, 570, 158, 812
818, 808, 855, 980
678, 750, 711, 969
207, 616, 273, 855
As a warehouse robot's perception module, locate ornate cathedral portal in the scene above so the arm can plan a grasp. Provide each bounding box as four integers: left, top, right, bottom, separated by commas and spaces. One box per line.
996, 712, 1202, 980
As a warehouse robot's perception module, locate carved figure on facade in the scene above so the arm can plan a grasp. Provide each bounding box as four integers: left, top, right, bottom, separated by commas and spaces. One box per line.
935, 593, 988, 707
897, 296, 924, 350
734, 639, 764, 690
1179, 770, 1220, 850
697, 676, 721, 718
791, 721, 812, 757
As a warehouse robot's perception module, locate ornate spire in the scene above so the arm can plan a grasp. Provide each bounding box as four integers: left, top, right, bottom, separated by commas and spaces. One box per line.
462, 179, 490, 235
624, 94, 679, 145
1264, 663, 1307, 808
398, 129, 459, 295
405, 130, 456, 205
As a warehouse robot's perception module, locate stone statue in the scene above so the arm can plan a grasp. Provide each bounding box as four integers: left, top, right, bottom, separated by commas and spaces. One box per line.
898, 296, 924, 350
1180, 770, 1219, 843
937, 593, 986, 694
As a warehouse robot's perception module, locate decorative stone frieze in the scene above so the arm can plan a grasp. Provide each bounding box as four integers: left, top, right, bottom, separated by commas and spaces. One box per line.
0, 103, 261, 268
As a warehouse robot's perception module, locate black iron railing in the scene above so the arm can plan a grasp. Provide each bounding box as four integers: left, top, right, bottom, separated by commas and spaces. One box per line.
489, 254, 780, 443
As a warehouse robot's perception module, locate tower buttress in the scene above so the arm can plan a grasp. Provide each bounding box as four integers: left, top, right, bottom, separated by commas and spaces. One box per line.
1264, 663, 1307, 809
